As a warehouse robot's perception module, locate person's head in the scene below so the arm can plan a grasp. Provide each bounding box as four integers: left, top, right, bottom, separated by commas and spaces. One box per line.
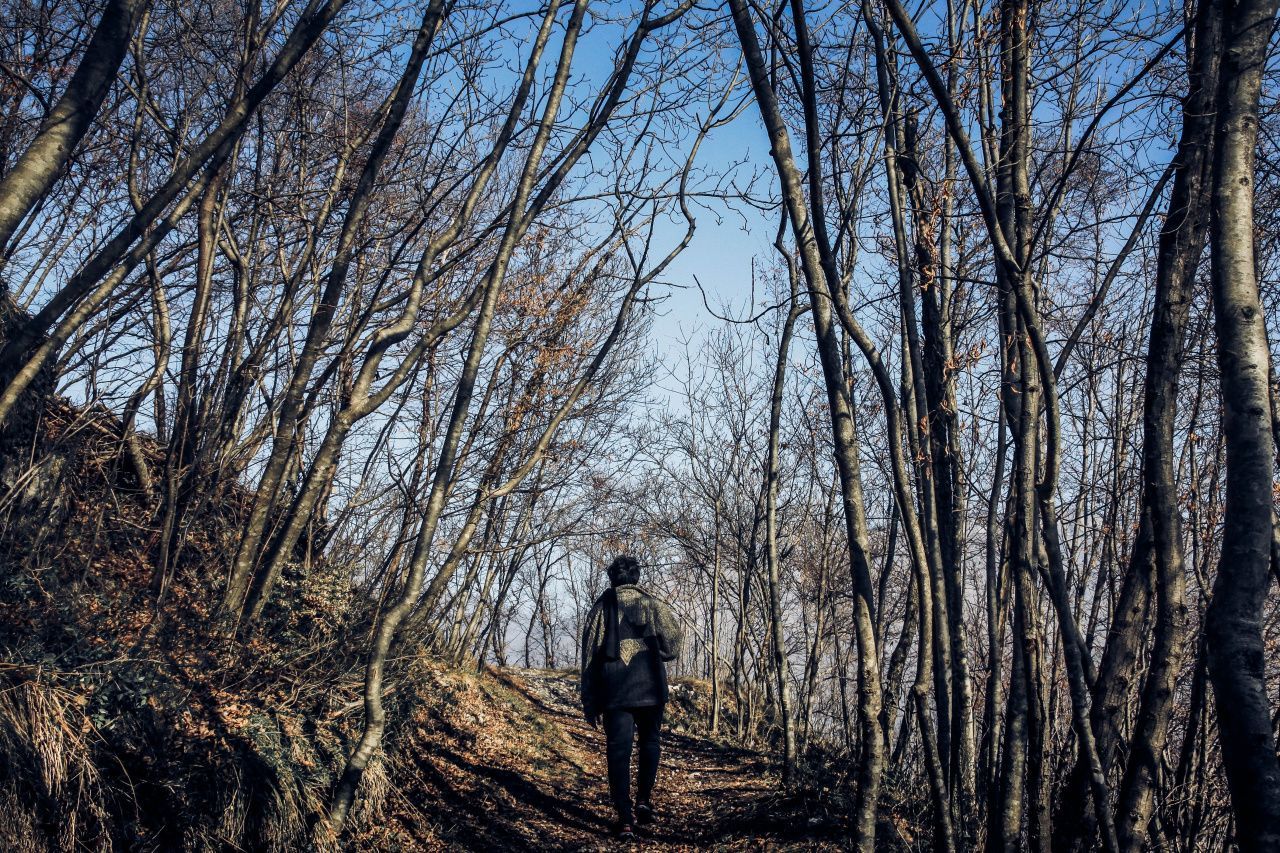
606, 554, 641, 587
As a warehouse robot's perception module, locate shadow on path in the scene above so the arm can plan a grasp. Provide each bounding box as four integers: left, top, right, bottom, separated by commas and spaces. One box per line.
432, 667, 852, 852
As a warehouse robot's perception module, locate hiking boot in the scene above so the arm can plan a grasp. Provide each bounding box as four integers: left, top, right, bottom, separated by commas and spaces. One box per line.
612, 820, 637, 841
635, 802, 655, 826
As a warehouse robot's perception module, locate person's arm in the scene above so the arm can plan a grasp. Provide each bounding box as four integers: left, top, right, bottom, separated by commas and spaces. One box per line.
579, 599, 604, 717
652, 596, 683, 661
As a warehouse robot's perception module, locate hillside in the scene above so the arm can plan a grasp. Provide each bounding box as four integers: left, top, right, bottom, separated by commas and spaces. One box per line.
1, 631, 850, 851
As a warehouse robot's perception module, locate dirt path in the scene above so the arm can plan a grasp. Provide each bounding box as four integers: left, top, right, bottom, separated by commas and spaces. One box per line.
472, 668, 843, 852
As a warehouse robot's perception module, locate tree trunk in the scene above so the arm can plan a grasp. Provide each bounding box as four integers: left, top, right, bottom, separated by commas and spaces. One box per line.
711, 495, 722, 735
0, 0, 353, 425
0, 0, 147, 256
1204, 0, 1280, 846
726, 2, 886, 843
223, 0, 447, 618
323, 0, 589, 832
1114, 1, 1222, 846
764, 270, 801, 784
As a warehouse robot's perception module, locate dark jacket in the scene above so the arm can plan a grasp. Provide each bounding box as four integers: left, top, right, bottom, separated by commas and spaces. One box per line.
579, 584, 682, 715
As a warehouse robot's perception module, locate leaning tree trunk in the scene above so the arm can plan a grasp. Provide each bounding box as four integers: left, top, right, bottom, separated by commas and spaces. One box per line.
0, 0, 147, 256
726, 1, 886, 844
323, 0, 588, 832
1113, 1, 1222, 847
0, 0, 353, 427
222, 0, 448, 618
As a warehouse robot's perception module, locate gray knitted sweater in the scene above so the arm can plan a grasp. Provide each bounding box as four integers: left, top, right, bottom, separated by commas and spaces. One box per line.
579, 584, 682, 715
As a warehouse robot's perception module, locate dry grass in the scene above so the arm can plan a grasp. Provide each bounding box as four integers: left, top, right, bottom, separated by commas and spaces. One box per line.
0, 669, 109, 852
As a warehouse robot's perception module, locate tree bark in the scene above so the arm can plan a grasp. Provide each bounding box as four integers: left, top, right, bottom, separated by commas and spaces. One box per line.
1204, 0, 1280, 847
711, 494, 722, 735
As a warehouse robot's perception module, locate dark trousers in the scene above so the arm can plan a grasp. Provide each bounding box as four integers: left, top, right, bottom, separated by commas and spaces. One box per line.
603, 704, 663, 823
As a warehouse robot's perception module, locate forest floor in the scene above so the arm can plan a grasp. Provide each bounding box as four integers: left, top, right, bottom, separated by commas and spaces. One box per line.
401, 666, 853, 851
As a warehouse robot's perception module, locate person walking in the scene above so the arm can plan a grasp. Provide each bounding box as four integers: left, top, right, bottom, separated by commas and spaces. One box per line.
579, 555, 683, 839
